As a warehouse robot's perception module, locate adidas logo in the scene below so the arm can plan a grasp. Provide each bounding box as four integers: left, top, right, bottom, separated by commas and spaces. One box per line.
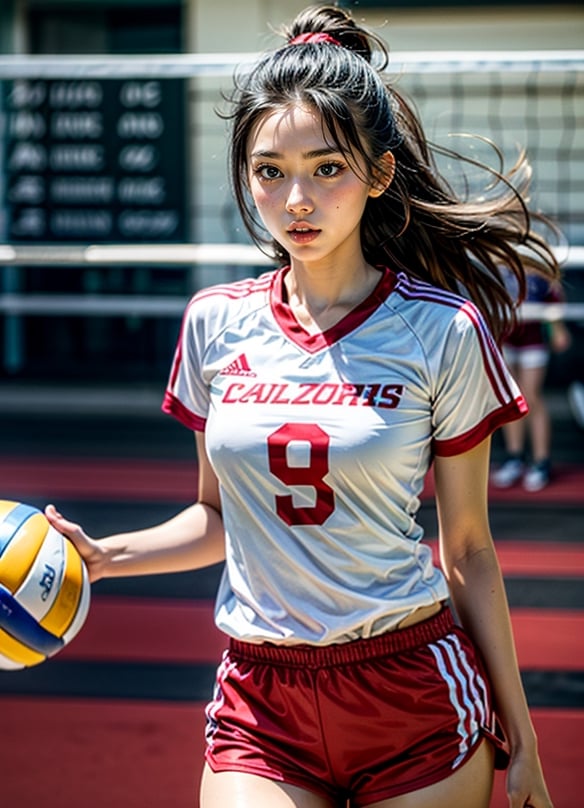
219, 353, 257, 377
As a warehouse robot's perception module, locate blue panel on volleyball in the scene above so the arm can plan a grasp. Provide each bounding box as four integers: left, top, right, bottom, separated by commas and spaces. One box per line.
0, 502, 40, 557
0, 584, 64, 656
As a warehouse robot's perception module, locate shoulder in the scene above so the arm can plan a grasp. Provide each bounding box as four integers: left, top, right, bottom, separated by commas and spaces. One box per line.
391, 271, 489, 336
183, 270, 275, 329
189, 270, 275, 310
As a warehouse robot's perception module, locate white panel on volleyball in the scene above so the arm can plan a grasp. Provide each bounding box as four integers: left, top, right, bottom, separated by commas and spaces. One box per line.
14, 525, 67, 621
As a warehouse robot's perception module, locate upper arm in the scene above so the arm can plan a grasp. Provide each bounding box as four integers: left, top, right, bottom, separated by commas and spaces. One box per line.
433, 437, 493, 568
195, 431, 221, 513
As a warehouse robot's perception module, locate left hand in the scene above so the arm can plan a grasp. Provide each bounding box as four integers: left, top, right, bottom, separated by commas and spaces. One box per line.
505, 748, 553, 808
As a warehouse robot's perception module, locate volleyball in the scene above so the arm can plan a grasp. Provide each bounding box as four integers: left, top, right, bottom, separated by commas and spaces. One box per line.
0, 499, 90, 670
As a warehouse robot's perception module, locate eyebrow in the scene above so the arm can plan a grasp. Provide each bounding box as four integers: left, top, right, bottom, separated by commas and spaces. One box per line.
249, 147, 342, 160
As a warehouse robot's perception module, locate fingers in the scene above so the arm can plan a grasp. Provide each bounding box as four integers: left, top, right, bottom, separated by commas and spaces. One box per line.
44, 503, 96, 555
507, 781, 553, 808
45, 503, 83, 538
45, 503, 106, 584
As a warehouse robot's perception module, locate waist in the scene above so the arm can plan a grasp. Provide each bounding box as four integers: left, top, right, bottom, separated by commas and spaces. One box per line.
228, 602, 453, 668
396, 600, 443, 628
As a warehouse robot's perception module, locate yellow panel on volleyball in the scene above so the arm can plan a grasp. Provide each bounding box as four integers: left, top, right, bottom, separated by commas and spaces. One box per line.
0, 626, 45, 667
40, 540, 83, 637
0, 512, 48, 592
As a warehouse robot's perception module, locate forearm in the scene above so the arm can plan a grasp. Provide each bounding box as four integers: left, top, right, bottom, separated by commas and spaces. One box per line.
102, 502, 224, 577
444, 541, 537, 752
61, 501, 225, 582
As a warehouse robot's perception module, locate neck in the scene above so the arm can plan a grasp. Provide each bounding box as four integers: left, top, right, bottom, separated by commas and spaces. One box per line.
283, 259, 382, 332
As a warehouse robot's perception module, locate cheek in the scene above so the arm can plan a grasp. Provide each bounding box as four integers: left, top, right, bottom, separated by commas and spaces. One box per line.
328, 187, 367, 215
254, 189, 271, 206
249, 182, 275, 212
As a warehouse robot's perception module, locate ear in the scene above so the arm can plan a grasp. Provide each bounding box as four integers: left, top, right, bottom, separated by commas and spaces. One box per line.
368, 151, 395, 198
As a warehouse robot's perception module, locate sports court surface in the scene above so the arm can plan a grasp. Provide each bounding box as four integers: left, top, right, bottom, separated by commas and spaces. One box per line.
0, 396, 582, 807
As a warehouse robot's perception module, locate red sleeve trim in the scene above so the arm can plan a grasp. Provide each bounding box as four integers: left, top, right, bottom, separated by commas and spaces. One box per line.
432, 396, 528, 457
161, 391, 207, 432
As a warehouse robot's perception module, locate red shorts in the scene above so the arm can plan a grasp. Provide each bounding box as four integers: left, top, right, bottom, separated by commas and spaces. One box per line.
204, 607, 509, 805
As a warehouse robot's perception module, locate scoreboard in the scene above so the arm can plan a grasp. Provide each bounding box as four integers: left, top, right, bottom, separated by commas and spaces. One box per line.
2, 77, 187, 243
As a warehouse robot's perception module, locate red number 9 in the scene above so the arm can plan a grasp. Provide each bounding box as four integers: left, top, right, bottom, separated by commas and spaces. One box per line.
267, 423, 335, 525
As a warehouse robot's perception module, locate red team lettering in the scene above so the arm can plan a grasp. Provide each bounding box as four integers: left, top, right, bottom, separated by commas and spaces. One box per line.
222, 381, 404, 409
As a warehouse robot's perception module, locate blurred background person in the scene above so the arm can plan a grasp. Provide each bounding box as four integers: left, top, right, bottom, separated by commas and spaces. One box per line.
492, 272, 571, 491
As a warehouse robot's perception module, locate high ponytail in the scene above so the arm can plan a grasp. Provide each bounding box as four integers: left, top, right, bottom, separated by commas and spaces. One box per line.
282, 4, 382, 65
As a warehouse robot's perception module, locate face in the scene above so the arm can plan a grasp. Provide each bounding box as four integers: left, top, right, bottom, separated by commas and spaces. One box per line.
247, 104, 386, 267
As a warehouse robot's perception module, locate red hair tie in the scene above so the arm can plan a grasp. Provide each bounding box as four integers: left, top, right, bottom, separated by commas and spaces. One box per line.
289, 32, 341, 47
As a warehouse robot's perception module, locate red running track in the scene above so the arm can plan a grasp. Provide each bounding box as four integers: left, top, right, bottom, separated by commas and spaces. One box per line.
0, 697, 581, 808
1, 456, 583, 503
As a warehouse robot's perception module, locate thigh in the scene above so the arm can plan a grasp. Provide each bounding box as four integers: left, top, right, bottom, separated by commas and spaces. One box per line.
517, 363, 547, 402
365, 738, 494, 808
200, 764, 336, 808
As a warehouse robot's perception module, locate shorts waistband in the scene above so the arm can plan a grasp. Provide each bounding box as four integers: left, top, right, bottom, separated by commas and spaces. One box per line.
228, 605, 455, 668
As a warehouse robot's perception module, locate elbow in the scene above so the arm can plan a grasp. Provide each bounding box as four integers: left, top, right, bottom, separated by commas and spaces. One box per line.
441, 537, 500, 587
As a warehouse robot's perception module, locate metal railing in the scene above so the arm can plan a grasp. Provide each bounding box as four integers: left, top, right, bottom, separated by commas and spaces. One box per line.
0, 244, 582, 321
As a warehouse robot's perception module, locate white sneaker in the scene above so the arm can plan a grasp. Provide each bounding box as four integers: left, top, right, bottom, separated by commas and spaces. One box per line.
523, 461, 551, 492
568, 382, 584, 430
491, 458, 524, 488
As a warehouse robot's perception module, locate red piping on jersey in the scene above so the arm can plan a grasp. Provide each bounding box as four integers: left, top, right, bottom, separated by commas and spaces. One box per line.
395, 274, 516, 407
166, 275, 273, 391
270, 266, 398, 353
458, 300, 515, 407
432, 396, 527, 457
192, 275, 273, 303
166, 295, 195, 390
162, 390, 206, 432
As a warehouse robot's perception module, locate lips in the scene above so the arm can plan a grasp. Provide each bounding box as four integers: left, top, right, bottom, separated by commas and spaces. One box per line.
287, 222, 321, 244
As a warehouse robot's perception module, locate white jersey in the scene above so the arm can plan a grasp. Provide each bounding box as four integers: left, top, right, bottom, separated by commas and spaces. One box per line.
163, 266, 526, 645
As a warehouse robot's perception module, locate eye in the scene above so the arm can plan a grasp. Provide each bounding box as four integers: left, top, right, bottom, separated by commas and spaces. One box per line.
253, 164, 283, 181
315, 161, 345, 178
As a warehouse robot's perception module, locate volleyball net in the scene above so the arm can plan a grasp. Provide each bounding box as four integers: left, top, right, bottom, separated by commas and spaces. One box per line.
0, 50, 583, 325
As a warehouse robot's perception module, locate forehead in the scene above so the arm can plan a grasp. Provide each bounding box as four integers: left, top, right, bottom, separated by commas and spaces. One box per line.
248, 104, 337, 155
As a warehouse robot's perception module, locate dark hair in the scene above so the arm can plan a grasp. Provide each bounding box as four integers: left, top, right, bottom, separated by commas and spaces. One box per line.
224, 4, 560, 342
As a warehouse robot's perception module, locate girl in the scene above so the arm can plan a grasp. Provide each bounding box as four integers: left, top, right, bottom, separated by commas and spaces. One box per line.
46, 6, 557, 807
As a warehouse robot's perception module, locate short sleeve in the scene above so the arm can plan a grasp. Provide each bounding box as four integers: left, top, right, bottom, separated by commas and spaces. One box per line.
431, 302, 527, 457
161, 297, 209, 432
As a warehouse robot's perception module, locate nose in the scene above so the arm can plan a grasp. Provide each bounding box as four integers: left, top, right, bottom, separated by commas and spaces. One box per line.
285, 180, 313, 214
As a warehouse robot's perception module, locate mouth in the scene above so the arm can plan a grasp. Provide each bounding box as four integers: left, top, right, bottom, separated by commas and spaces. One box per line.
287, 223, 321, 244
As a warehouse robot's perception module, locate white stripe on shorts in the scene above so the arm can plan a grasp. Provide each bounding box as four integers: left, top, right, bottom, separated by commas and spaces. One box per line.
205, 649, 237, 749
429, 633, 488, 768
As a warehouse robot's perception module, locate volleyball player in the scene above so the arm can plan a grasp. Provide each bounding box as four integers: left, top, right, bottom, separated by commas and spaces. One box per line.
46, 5, 557, 806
